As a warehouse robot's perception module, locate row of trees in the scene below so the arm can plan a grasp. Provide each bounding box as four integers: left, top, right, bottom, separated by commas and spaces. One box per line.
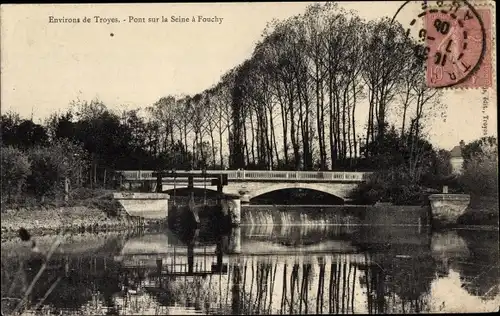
171, 3, 442, 171
1, 3, 496, 205
1, 99, 193, 203
3, 4, 443, 174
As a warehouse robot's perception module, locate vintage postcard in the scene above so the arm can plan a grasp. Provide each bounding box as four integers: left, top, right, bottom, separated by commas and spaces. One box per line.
1, 1, 498, 315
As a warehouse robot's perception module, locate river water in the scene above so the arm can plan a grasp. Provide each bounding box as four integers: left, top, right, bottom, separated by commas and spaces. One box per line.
1, 219, 499, 315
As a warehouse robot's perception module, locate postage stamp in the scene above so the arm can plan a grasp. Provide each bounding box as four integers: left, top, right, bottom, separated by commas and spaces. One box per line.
425, 4, 493, 88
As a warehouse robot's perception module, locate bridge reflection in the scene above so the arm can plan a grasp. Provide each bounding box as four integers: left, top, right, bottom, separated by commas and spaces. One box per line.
110, 226, 433, 314
114, 236, 374, 314
3, 227, 498, 315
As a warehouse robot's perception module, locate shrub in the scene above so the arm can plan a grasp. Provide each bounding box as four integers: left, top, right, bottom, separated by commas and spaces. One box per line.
26, 146, 69, 200
1, 146, 31, 202
460, 141, 498, 199
48, 139, 89, 188
24, 140, 89, 201
350, 166, 426, 205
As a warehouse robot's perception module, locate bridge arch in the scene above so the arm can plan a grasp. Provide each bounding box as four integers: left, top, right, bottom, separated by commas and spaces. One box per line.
247, 182, 350, 201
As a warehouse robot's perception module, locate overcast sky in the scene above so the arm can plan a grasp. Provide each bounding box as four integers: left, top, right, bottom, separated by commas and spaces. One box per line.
1, 2, 496, 150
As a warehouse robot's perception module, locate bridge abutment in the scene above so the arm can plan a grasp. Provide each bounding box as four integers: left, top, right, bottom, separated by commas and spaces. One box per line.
224, 227, 241, 254
221, 194, 241, 226
113, 192, 170, 219
240, 194, 250, 204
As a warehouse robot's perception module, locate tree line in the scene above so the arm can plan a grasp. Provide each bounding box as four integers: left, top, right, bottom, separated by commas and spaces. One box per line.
4, 3, 443, 174
1, 3, 496, 205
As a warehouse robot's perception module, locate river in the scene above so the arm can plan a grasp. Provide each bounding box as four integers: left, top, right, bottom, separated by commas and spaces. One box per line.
1, 213, 498, 315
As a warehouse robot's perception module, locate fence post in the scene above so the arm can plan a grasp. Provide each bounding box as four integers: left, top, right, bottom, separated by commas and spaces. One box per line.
242, 170, 246, 179
156, 172, 162, 193
442, 185, 448, 194
64, 177, 69, 201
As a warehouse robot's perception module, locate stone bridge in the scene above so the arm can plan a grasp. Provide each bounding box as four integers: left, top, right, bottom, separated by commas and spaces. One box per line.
118, 170, 371, 202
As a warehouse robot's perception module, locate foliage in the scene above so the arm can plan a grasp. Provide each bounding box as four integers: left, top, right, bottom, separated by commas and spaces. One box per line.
354, 135, 498, 205
459, 138, 498, 198
26, 146, 70, 199
2, 3, 443, 175
0, 3, 462, 207
157, 140, 194, 171
352, 129, 452, 204
0, 146, 31, 202
1, 112, 49, 149
0, 111, 22, 146
350, 166, 426, 205
432, 149, 452, 177
46, 139, 89, 187
461, 136, 497, 165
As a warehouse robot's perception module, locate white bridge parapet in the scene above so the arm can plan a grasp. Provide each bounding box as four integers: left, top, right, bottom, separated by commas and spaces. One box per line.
117, 170, 371, 182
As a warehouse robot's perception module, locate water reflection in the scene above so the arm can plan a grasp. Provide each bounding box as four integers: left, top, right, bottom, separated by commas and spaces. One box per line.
1, 226, 498, 315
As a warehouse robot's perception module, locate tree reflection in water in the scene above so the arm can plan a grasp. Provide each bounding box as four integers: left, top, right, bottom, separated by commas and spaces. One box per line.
2, 228, 498, 315
454, 229, 499, 299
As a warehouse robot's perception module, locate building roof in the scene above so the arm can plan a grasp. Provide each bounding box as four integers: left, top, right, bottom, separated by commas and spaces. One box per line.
450, 145, 462, 158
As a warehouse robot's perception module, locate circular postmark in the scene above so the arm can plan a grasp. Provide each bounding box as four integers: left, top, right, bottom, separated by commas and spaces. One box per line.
392, 0, 487, 88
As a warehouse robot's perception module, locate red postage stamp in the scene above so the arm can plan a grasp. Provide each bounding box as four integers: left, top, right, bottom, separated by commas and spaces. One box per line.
425, 6, 492, 88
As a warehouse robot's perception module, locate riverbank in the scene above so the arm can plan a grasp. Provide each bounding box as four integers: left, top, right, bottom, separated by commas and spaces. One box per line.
1, 206, 139, 240
2, 191, 497, 240
0, 189, 169, 240
455, 196, 499, 227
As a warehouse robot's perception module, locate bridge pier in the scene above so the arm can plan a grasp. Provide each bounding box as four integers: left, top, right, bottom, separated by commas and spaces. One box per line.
226, 227, 241, 254
221, 194, 241, 227
240, 193, 250, 204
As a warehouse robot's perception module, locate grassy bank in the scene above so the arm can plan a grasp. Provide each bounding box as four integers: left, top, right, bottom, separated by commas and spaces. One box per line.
0, 189, 160, 240
1, 207, 134, 240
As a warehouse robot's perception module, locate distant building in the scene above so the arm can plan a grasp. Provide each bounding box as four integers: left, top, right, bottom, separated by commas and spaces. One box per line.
449, 144, 464, 174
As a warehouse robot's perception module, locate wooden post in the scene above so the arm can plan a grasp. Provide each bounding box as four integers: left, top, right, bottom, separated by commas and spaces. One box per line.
156, 171, 162, 193
231, 262, 242, 315
64, 177, 69, 201
187, 242, 194, 274
156, 258, 162, 276
216, 239, 223, 269
217, 175, 223, 194
103, 169, 107, 188
188, 176, 194, 189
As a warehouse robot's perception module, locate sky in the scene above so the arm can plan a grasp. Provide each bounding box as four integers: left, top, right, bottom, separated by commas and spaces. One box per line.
1, 2, 497, 150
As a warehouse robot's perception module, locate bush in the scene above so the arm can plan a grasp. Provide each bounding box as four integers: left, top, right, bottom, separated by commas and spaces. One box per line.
460, 141, 498, 198
26, 146, 69, 200
48, 139, 89, 188
1, 146, 31, 202
350, 166, 426, 205
23, 140, 89, 201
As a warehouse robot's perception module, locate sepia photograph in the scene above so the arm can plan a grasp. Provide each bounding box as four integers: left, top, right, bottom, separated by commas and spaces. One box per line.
1, 1, 498, 315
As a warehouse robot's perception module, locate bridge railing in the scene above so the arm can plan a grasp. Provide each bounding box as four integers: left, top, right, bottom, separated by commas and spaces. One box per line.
117, 170, 371, 182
